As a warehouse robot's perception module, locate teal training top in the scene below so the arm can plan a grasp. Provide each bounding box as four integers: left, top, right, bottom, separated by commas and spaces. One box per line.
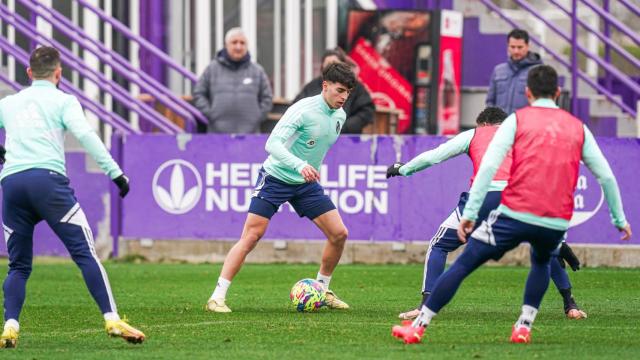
463, 99, 627, 231
0, 80, 122, 180
399, 129, 507, 192
263, 94, 346, 184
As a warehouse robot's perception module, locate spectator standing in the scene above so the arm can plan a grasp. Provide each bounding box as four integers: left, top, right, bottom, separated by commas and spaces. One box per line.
486, 29, 542, 115
193, 28, 273, 133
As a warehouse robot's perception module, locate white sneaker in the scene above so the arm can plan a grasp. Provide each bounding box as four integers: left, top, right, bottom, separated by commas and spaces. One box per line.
566, 308, 587, 319
206, 298, 232, 313
398, 308, 421, 320
325, 290, 349, 309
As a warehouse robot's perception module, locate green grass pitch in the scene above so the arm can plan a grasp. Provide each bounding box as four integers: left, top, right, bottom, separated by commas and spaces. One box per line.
0, 260, 638, 359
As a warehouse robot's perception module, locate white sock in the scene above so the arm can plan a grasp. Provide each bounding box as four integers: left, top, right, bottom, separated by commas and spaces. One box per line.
515, 305, 538, 329
211, 277, 231, 300
412, 305, 437, 328
103, 312, 121, 322
4, 319, 19, 332
316, 273, 332, 290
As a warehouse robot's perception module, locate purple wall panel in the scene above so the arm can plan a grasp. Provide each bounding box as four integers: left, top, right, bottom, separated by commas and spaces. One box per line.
119, 134, 638, 245
461, 17, 505, 87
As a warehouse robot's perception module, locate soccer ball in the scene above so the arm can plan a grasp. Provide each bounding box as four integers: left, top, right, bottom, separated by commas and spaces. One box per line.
290, 278, 326, 312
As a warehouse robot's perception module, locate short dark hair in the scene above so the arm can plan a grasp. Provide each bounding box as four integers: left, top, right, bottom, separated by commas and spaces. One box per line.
29, 46, 60, 79
476, 106, 508, 125
527, 65, 558, 98
507, 29, 529, 44
322, 47, 347, 65
322, 62, 356, 90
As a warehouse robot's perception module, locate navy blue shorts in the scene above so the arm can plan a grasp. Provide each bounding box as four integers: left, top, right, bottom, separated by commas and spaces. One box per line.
470, 211, 565, 261
248, 169, 336, 220
429, 191, 503, 252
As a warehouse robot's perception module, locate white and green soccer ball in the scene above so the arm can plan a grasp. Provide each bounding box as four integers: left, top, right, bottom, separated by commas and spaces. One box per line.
290, 278, 326, 312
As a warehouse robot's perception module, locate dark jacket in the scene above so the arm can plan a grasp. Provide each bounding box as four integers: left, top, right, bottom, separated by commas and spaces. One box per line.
486, 52, 543, 115
293, 77, 375, 134
193, 49, 273, 133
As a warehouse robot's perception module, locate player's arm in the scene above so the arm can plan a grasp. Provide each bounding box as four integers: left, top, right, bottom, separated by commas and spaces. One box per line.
581, 125, 631, 239
388, 130, 473, 178
264, 106, 312, 177
460, 114, 516, 232
485, 68, 497, 106
62, 97, 129, 197
258, 70, 273, 119
192, 66, 213, 115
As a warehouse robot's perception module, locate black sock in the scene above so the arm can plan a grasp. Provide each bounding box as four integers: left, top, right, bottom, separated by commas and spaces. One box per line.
559, 288, 577, 312
419, 292, 430, 309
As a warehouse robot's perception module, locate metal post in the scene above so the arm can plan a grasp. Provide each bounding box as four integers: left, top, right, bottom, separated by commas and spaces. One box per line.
571, 0, 578, 116
603, 0, 612, 92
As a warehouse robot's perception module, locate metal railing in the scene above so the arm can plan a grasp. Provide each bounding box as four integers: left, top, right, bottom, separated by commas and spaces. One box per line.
0, 3, 182, 134
0, 36, 139, 135
73, 0, 199, 83
18, 0, 206, 129
478, 0, 639, 119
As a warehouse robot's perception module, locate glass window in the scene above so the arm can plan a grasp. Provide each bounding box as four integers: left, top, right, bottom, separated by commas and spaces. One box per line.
257, 0, 275, 91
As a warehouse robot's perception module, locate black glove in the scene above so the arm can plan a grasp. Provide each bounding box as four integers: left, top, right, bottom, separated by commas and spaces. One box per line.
558, 242, 580, 271
0, 144, 6, 164
113, 174, 130, 198
386, 162, 405, 179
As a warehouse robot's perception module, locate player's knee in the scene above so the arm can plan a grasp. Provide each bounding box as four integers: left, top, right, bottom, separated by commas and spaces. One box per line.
245, 225, 266, 241
238, 229, 264, 252
330, 227, 348, 245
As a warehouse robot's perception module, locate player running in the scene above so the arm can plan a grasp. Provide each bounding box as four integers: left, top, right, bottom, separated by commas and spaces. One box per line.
387, 106, 586, 321
0, 46, 145, 349
391, 65, 631, 345
206, 62, 356, 313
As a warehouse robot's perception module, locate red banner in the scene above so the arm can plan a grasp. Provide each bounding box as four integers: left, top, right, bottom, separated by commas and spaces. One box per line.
349, 38, 413, 134
436, 10, 463, 135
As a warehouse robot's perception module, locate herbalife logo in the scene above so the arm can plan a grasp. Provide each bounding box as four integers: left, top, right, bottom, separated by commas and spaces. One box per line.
569, 166, 604, 228
152, 159, 203, 214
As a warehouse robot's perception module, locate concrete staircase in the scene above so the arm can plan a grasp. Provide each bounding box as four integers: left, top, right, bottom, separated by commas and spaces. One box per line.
454, 0, 638, 137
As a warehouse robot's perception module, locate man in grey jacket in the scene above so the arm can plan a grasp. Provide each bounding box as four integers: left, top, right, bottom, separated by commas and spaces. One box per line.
486, 29, 542, 115
193, 28, 273, 133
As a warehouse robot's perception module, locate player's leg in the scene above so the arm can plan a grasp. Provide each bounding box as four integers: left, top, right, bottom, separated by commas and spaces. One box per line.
550, 239, 587, 319
398, 225, 458, 320
39, 173, 144, 343
400, 191, 503, 320
392, 212, 524, 344
207, 213, 271, 312
1, 172, 41, 348
511, 227, 565, 344
392, 237, 503, 344
311, 209, 350, 309
208, 169, 283, 312
1, 228, 34, 349
421, 191, 503, 300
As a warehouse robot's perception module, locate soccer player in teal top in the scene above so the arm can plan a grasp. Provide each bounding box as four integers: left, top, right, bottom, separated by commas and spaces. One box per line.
0, 47, 144, 348
206, 62, 356, 312
391, 65, 632, 344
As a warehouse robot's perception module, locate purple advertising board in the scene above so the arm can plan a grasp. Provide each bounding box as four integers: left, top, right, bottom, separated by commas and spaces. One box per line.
121, 134, 638, 245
